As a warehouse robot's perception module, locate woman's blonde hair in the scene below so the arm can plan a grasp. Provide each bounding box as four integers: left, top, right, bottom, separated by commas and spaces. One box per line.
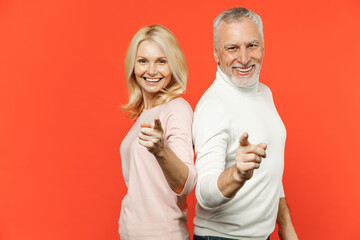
122, 25, 188, 120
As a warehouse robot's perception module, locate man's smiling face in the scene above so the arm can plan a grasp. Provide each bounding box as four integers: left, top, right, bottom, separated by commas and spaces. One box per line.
214, 18, 264, 87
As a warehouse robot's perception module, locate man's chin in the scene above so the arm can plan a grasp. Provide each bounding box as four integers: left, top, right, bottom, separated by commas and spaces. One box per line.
230, 77, 258, 87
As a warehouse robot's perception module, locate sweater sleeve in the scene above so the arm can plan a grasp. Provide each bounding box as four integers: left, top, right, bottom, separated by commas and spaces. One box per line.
193, 100, 233, 210
163, 98, 196, 197
280, 182, 285, 198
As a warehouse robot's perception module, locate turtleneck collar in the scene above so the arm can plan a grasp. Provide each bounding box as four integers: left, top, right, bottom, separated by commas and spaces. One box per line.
215, 65, 260, 94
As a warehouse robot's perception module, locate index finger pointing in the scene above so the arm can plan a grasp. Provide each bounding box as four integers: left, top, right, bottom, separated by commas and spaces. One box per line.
154, 117, 163, 130
239, 132, 250, 146
257, 143, 267, 150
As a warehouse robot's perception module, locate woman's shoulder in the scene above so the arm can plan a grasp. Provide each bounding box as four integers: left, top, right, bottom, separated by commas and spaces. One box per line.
162, 97, 193, 113
157, 97, 193, 125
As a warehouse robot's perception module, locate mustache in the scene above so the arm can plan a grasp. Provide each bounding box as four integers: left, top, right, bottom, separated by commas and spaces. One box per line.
232, 62, 257, 68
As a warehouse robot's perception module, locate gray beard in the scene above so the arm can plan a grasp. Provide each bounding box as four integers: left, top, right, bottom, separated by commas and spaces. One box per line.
229, 67, 260, 88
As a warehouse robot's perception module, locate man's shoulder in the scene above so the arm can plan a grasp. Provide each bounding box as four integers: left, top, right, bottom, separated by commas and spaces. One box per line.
194, 88, 230, 124
259, 82, 272, 93
196, 83, 227, 106
259, 83, 274, 99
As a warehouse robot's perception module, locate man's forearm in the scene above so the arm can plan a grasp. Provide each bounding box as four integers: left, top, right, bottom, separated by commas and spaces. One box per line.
217, 165, 246, 198
277, 197, 298, 240
217, 133, 266, 198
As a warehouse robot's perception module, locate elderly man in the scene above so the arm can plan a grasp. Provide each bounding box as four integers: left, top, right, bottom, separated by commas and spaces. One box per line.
193, 7, 298, 240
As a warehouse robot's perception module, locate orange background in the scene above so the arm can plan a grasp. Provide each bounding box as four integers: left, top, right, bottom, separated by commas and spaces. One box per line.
1, 0, 360, 239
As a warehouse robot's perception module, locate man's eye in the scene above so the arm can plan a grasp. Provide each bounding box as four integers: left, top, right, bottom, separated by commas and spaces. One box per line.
249, 44, 258, 48
225, 46, 239, 52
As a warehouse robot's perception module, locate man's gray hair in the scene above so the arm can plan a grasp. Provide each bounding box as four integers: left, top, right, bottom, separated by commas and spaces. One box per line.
213, 7, 264, 48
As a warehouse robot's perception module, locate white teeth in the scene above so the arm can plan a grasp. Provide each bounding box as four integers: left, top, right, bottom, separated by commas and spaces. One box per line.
144, 78, 161, 82
235, 66, 253, 72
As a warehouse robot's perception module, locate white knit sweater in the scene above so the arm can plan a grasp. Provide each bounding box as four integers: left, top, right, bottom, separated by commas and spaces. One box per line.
193, 67, 286, 240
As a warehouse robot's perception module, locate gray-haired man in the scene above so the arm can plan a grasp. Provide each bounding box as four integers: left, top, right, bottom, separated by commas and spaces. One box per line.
193, 7, 298, 240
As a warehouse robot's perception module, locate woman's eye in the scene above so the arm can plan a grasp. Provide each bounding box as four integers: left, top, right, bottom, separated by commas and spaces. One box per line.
138, 59, 147, 63
158, 59, 167, 64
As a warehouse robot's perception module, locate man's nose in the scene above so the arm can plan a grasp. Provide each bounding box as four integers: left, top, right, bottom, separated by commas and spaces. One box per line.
236, 48, 250, 65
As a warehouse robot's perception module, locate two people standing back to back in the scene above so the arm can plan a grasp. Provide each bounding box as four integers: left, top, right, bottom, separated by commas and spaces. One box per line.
119, 7, 298, 240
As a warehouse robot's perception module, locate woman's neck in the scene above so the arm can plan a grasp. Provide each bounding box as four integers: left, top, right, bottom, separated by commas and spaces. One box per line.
142, 91, 157, 110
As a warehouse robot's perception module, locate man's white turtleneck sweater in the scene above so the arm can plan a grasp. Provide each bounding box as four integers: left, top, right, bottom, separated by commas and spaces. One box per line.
193, 67, 286, 240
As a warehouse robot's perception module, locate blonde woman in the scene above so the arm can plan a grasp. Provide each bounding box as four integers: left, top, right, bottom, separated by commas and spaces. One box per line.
119, 25, 196, 240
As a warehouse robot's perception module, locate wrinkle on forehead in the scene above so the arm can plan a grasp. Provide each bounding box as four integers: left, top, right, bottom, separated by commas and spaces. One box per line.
216, 20, 263, 51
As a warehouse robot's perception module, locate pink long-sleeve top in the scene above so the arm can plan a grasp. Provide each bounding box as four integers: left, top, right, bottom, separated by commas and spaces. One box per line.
119, 97, 196, 240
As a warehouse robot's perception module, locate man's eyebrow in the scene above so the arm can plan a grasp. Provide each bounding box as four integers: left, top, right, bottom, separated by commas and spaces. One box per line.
248, 40, 261, 44
224, 43, 240, 48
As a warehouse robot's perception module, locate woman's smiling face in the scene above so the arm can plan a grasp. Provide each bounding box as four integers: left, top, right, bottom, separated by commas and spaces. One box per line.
134, 40, 172, 104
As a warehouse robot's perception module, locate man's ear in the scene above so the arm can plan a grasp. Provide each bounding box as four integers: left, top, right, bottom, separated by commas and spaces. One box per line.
213, 47, 220, 63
